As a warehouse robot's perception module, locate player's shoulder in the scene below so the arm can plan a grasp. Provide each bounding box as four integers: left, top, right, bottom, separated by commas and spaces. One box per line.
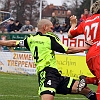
45, 32, 60, 41
26, 33, 36, 38
24, 34, 37, 41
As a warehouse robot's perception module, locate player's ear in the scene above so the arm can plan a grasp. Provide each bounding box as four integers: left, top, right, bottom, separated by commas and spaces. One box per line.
42, 25, 45, 30
43, 25, 48, 31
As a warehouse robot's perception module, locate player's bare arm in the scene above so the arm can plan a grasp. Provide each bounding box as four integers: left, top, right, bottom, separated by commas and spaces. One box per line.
66, 46, 88, 54
0, 40, 26, 47
66, 40, 93, 54
0, 40, 17, 47
68, 15, 77, 38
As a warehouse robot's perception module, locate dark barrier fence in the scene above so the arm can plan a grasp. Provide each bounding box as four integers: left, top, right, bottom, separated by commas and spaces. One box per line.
0, 33, 33, 51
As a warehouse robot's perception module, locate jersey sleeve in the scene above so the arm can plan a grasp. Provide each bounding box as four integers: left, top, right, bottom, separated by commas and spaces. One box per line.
50, 37, 68, 53
46, 32, 61, 41
70, 22, 84, 37
24, 38, 30, 50
17, 36, 30, 50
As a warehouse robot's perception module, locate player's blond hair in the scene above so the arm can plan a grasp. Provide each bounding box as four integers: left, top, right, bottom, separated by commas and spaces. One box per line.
90, 0, 100, 14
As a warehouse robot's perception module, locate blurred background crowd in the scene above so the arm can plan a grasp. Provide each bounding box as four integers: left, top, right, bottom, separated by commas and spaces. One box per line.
0, 0, 96, 34
0, 8, 91, 34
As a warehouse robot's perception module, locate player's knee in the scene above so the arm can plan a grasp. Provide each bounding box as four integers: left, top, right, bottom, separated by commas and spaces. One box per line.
40, 90, 55, 96
41, 94, 54, 100
71, 81, 80, 93
71, 75, 87, 93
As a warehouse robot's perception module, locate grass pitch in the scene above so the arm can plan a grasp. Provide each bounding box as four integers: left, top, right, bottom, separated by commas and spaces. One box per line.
0, 72, 97, 100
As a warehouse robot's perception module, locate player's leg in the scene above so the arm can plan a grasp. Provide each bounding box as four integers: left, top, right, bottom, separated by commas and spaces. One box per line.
80, 87, 97, 100
56, 76, 97, 100
71, 77, 97, 100
78, 75, 98, 85
96, 82, 100, 100
85, 76, 98, 85
38, 67, 60, 100
93, 57, 100, 100
86, 59, 98, 85
87, 56, 100, 100
38, 70, 55, 100
41, 94, 54, 100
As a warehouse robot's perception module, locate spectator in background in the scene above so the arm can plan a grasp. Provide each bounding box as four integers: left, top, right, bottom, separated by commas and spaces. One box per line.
0, 26, 3, 33
65, 10, 72, 32
19, 20, 33, 32
1, 26, 8, 33
3, 21, 9, 30
50, 12, 59, 27
78, 9, 91, 25
81, 9, 91, 21
14, 20, 22, 32
60, 22, 70, 33
1, 35, 9, 51
7, 17, 16, 32
78, 14, 84, 25
53, 22, 62, 33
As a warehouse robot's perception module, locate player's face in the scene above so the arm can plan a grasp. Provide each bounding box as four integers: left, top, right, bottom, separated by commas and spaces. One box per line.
43, 22, 54, 34
46, 22, 54, 32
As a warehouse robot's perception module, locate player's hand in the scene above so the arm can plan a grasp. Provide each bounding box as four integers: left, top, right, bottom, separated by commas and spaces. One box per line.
70, 15, 77, 26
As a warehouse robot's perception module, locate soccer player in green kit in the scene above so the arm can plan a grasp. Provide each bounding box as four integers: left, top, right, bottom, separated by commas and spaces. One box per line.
0, 19, 97, 100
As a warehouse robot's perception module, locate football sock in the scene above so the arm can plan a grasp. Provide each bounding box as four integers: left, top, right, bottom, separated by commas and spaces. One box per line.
86, 90, 97, 100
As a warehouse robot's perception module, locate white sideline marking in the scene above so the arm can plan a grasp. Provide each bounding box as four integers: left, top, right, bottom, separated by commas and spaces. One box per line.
0, 76, 37, 80
0, 94, 86, 99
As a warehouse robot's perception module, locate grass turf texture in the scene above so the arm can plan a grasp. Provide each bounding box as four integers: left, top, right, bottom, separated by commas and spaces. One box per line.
0, 72, 97, 100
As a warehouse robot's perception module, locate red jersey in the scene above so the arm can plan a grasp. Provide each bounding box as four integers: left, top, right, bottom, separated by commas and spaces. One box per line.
70, 14, 100, 62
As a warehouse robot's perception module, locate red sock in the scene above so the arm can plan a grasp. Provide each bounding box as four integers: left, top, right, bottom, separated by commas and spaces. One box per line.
86, 77, 98, 85
96, 83, 100, 100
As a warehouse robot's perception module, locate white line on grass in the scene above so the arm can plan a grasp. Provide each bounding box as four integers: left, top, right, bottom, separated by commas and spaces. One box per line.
0, 76, 37, 80
0, 94, 86, 99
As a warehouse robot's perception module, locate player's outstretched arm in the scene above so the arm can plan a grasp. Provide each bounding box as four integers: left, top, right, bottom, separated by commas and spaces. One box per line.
66, 40, 93, 54
66, 46, 87, 54
0, 40, 17, 47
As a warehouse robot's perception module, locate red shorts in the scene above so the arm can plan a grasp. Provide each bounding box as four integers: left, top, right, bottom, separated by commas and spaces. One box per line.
87, 55, 100, 80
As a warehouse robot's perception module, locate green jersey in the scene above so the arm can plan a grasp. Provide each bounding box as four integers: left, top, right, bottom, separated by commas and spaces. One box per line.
18, 32, 68, 73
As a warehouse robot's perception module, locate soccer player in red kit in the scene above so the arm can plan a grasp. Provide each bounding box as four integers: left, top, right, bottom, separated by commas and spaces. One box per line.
68, 1, 100, 100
